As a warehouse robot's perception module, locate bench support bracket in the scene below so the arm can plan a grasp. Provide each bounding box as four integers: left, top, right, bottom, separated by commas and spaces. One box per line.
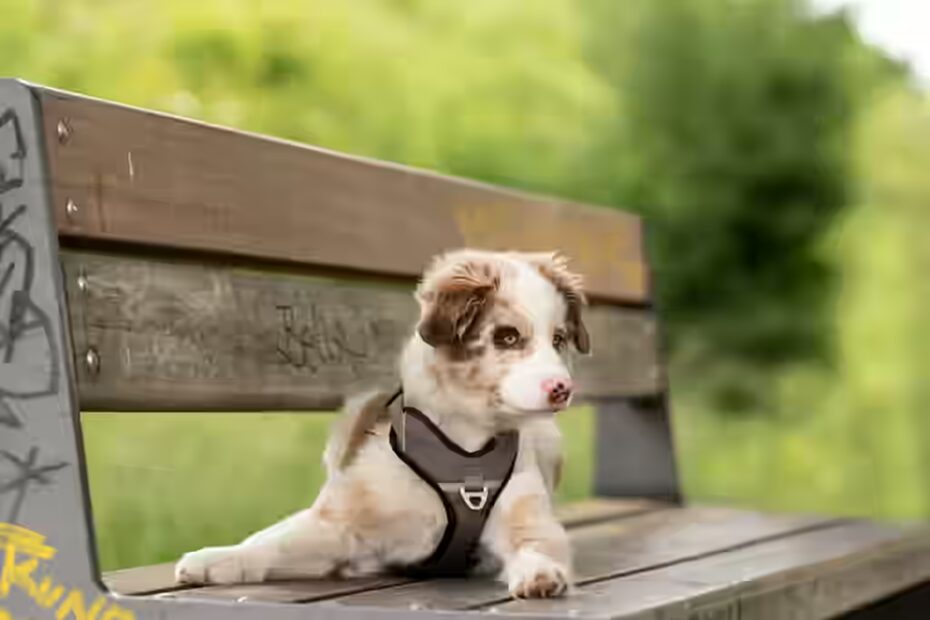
593, 395, 681, 502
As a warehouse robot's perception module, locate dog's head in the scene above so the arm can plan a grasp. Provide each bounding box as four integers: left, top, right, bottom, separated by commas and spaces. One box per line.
405, 250, 589, 424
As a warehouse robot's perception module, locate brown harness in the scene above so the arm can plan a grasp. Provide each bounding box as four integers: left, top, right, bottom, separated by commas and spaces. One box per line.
386, 390, 519, 576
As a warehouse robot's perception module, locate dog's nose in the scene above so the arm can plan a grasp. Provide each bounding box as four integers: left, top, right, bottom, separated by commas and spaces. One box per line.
541, 377, 574, 408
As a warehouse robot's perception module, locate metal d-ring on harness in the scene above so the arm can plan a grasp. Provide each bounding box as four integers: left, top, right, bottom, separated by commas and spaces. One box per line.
386, 389, 519, 576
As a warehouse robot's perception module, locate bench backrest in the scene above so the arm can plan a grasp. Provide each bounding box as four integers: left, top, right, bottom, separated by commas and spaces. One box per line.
1, 78, 679, 619
41, 89, 663, 415
3, 79, 678, 531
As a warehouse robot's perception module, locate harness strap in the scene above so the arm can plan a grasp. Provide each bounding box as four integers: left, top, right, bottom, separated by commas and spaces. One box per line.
387, 393, 518, 576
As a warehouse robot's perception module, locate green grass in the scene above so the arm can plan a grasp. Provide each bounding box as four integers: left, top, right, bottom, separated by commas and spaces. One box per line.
81, 407, 594, 571
673, 367, 929, 522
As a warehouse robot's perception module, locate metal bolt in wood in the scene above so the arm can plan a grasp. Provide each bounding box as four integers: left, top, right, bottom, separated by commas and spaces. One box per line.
77, 268, 89, 292
84, 347, 100, 375
56, 118, 71, 143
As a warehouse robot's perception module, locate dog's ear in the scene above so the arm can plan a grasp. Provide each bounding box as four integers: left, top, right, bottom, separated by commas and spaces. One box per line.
415, 252, 500, 347
526, 252, 591, 354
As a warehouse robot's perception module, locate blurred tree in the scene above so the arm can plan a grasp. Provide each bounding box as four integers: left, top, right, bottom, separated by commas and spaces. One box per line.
578, 0, 866, 412
836, 85, 930, 516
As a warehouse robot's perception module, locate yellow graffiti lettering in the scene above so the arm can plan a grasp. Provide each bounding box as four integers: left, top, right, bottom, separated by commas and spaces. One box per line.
0, 524, 134, 620
0, 525, 56, 562
35, 576, 65, 608
0, 523, 56, 600
1, 547, 39, 599
55, 589, 106, 620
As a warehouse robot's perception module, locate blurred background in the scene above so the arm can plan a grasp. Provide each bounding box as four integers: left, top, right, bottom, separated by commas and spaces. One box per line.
2, 0, 926, 571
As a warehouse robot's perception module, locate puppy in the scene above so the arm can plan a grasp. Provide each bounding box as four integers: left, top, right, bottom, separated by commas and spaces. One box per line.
175, 250, 590, 598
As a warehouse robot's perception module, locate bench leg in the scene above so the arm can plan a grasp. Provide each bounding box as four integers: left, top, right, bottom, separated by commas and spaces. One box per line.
592, 395, 681, 502
0, 80, 102, 609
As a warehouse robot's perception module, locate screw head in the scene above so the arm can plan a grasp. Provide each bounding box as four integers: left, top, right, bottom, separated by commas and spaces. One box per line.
84, 347, 100, 375
65, 199, 79, 217
77, 270, 88, 292
57, 119, 71, 144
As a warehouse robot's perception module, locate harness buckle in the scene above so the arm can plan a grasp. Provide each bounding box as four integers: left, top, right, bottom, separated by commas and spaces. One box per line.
459, 486, 489, 511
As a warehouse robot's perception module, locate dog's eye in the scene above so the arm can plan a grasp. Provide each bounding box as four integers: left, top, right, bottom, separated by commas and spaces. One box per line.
552, 332, 567, 352
493, 326, 521, 349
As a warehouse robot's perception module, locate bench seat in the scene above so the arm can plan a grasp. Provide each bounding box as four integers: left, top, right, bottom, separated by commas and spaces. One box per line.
103, 499, 930, 618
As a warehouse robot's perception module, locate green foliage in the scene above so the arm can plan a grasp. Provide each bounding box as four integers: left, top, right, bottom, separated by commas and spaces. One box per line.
0, 0, 609, 194
675, 83, 930, 520
581, 1, 861, 412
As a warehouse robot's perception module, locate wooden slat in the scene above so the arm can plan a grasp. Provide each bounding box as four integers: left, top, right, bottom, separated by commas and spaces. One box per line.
104, 499, 663, 598
39, 88, 648, 304
554, 498, 664, 528
103, 562, 178, 596
324, 505, 836, 610
496, 521, 930, 619
159, 577, 399, 604
63, 250, 662, 412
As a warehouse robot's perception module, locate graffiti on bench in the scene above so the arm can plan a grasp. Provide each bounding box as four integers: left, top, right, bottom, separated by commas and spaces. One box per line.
0, 107, 67, 528
0, 108, 25, 195
1, 108, 60, 431
0, 449, 68, 524
0, 524, 134, 620
275, 303, 381, 375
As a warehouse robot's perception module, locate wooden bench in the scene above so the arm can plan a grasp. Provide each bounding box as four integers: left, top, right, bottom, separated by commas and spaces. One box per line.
1, 79, 928, 620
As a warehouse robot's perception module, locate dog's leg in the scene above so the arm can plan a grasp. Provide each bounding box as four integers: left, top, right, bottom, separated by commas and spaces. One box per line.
175, 499, 353, 584
175, 393, 398, 586
483, 470, 572, 599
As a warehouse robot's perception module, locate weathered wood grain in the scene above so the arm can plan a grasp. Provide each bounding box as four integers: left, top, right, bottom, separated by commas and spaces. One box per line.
326, 505, 836, 610
63, 250, 662, 412
104, 499, 663, 597
554, 498, 665, 528
40, 88, 648, 304
102, 503, 930, 618
159, 577, 401, 604
103, 562, 180, 596
496, 521, 930, 619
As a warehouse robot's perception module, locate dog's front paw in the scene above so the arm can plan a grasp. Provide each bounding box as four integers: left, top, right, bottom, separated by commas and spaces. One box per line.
175, 545, 268, 585
506, 549, 570, 599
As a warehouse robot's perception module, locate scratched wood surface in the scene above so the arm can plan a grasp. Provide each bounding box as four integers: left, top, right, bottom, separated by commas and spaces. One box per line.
156, 510, 930, 618
63, 250, 662, 412
110, 503, 930, 618
104, 499, 662, 596
40, 88, 648, 304
329, 505, 836, 610
495, 521, 930, 619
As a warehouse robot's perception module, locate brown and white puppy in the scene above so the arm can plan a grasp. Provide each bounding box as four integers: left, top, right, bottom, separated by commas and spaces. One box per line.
175, 250, 590, 598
